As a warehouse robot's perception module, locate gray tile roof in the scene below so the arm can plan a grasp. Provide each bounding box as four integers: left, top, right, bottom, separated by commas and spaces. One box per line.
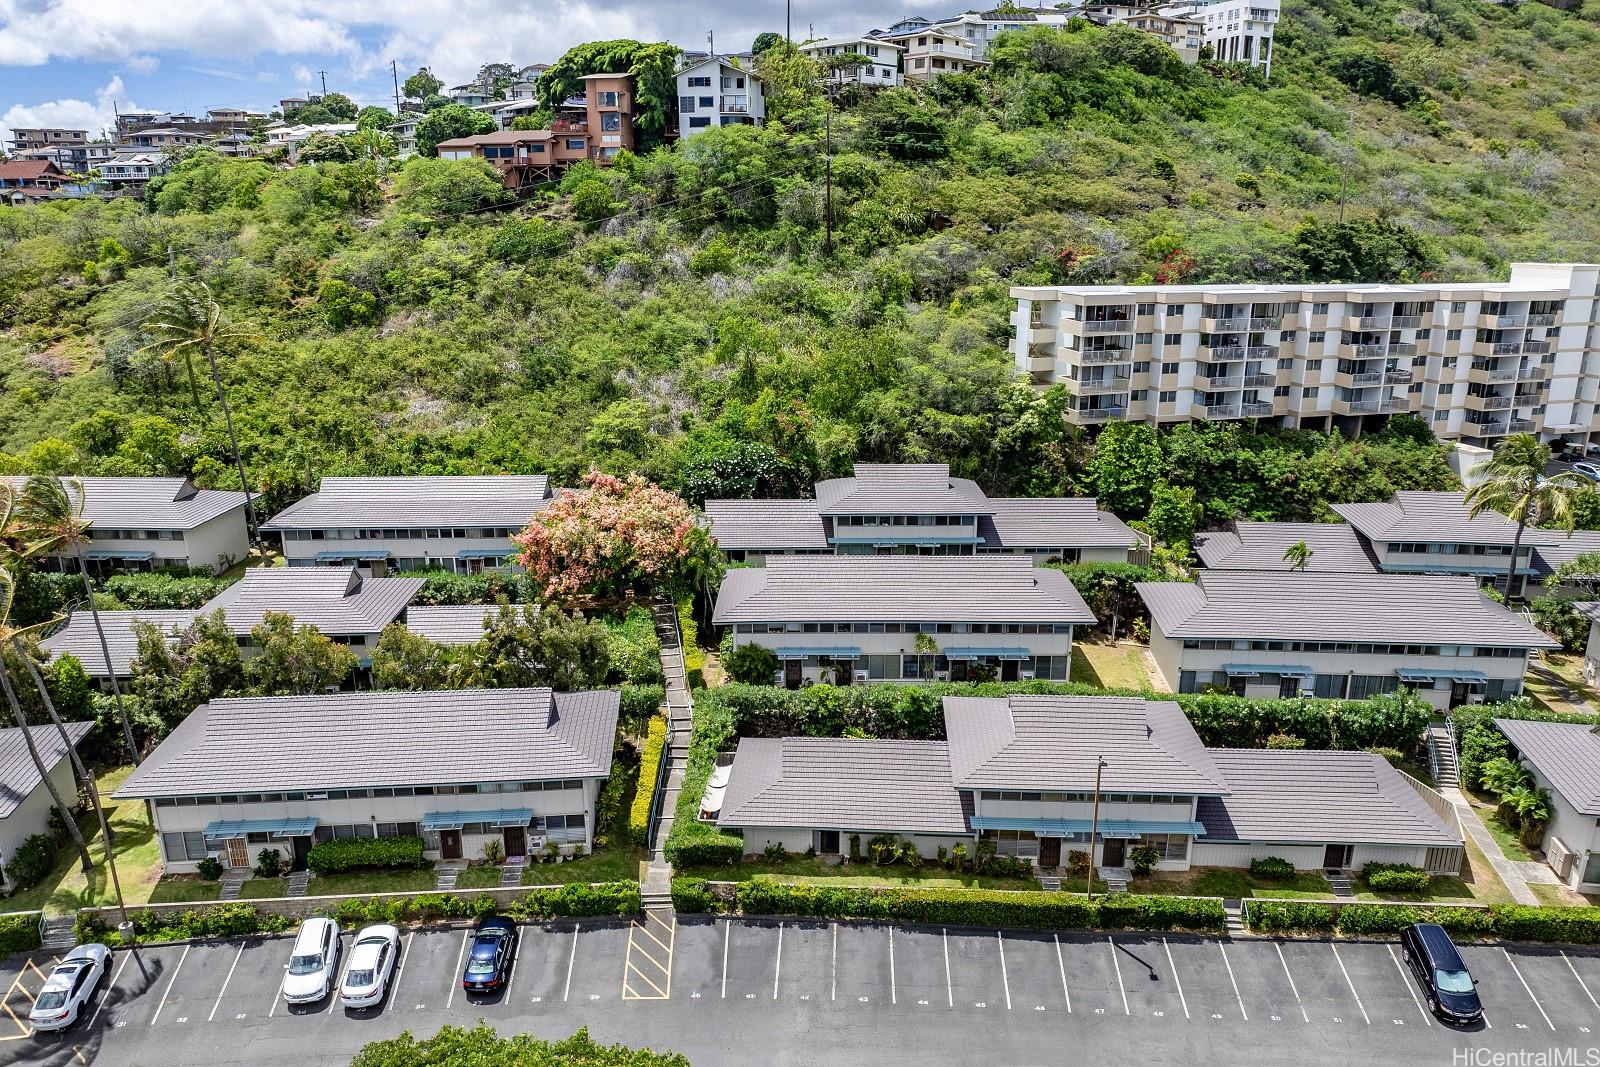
701, 499, 830, 552
1332, 491, 1565, 548
1195, 522, 1377, 573
41, 610, 198, 677
981, 499, 1141, 550
712, 555, 1096, 624
943, 694, 1229, 794
1, 476, 248, 531
1494, 718, 1600, 815
716, 737, 971, 834
402, 604, 528, 646
814, 464, 991, 516
1138, 570, 1558, 648
1196, 748, 1462, 847
0, 723, 92, 819
1531, 530, 1600, 578
261, 476, 552, 530
202, 566, 424, 635
114, 688, 619, 799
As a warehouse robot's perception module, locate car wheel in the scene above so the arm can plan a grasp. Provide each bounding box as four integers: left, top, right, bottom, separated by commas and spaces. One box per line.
1426, 994, 1437, 1015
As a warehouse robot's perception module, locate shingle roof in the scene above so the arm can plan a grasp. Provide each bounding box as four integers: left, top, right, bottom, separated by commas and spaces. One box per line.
0, 723, 92, 819
1194, 522, 1377, 573
814, 464, 992, 515
41, 610, 198, 677
716, 737, 971, 834
1196, 749, 1461, 847
0, 477, 248, 531
202, 566, 423, 635
402, 604, 522, 646
261, 476, 552, 530
113, 688, 619, 798
0, 160, 66, 181
943, 694, 1228, 794
1331, 491, 1565, 547
712, 555, 1096, 624
981, 499, 1141, 550
1137, 570, 1558, 647
701, 500, 830, 551
1494, 718, 1600, 816
1531, 530, 1600, 578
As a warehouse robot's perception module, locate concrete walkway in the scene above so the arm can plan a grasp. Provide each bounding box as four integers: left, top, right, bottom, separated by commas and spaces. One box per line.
1444, 787, 1541, 905
1528, 662, 1596, 714
643, 597, 693, 910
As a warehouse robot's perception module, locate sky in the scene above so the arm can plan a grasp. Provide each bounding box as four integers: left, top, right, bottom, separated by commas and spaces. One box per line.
0, 0, 925, 146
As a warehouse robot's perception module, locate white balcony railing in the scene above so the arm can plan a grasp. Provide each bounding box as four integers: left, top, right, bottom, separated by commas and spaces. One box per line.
1080, 348, 1132, 364
1082, 320, 1134, 334
1205, 404, 1243, 419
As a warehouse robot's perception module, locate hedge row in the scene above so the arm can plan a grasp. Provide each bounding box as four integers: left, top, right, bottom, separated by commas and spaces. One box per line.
306, 836, 427, 874
75, 902, 294, 947
0, 913, 41, 956
1362, 863, 1431, 894
630, 716, 667, 847
1248, 901, 1504, 939
662, 698, 744, 867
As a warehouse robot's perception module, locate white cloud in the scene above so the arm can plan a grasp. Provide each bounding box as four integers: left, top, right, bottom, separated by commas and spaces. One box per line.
0, 75, 136, 149
124, 54, 159, 75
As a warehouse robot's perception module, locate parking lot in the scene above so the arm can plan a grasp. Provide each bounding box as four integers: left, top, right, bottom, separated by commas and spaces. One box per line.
5, 918, 1600, 1065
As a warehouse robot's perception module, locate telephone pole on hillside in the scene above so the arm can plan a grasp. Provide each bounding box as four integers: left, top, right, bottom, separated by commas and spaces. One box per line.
392, 60, 402, 115
317, 70, 329, 97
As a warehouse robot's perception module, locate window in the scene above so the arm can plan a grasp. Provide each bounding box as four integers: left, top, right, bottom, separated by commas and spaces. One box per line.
162, 832, 207, 862
1433, 410, 1449, 422
601, 113, 621, 132
1446, 329, 1462, 341
1166, 304, 1185, 315
1442, 356, 1458, 368
679, 96, 696, 113
688, 76, 711, 87
1137, 303, 1155, 315
1452, 301, 1467, 314
1163, 333, 1181, 347
1308, 331, 1326, 344
596, 91, 619, 106
1312, 302, 1329, 315
1282, 330, 1297, 342
1277, 357, 1292, 369
1135, 332, 1153, 345
1161, 361, 1179, 375
565, 138, 585, 150
1302, 386, 1320, 398
1158, 390, 1177, 404
1306, 359, 1323, 370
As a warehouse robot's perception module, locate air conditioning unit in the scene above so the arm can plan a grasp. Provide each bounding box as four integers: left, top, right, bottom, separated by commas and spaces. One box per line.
854, 670, 869, 682
1020, 670, 1036, 680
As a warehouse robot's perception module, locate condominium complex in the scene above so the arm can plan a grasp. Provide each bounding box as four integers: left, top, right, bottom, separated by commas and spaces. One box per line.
1011, 262, 1600, 445
1164, 0, 1278, 76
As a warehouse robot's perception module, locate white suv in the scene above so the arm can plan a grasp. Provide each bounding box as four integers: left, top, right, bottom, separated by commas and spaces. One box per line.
282, 917, 341, 1005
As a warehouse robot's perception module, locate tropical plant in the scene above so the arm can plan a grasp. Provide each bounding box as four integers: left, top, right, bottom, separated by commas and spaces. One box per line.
1282, 540, 1313, 572
1465, 434, 1588, 598
723, 643, 779, 685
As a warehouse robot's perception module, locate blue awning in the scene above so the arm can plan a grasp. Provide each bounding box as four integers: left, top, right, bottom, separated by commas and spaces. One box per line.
314, 549, 391, 561
1397, 667, 1488, 683
943, 647, 1033, 661
83, 549, 155, 561
1222, 663, 1315, 677
455, 548, 513, 559
204, 817, 317, 838
421, 808, 532, 830
773, 646, 861, 659
968, 815, 1208, 838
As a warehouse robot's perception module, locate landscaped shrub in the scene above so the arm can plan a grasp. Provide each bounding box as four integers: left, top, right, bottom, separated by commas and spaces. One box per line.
1249, 857, 1295, 880
1128, 846, 1160, 877
1334, 902, 1426, 935
0, 912, 41, 955
197, 857, 224, 881
1361, 863, 1431, 894
103, 571, 232, 609
619, 684, 665, 732
516, 881, 640, 918
401, 569, 534, 606
307, 836, 427, 874
255, 848, 283, 878
1489, 904, 1600, 945
1098, 895, 1226, 932
671, 878, 718, 914
723, 644, 779, 686
603, 606, 664, 685
75, 903, 293, 946
319, 884, 641, 926
1247, 901, 1338, 934
630, 716, 667, 847
663, 697, 743, 867
3, 833, 55, 890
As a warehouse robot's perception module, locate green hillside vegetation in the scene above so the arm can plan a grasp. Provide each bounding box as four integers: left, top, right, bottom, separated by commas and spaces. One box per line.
2, 0, 1599, 528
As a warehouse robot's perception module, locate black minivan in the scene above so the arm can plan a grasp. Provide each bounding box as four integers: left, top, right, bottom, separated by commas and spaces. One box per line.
1400, 922, 1483, 1024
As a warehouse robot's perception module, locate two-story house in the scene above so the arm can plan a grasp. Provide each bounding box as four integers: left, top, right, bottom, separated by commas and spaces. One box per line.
712, 693, 1463, 875
434, 74, 637, 184
262, 475, 554, 574
1138, 570, 1557, 708
703, 463, 1144, 564
799, 37, 905, 87
0, 160, 70, 203
712, 554, 1095, 686
675, 57, 766, 138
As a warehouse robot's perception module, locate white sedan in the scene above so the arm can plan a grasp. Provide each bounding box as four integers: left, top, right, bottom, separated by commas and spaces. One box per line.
1572, 462, 1600, 483
339, 925, 400, 1009
28, 944, 110, 1032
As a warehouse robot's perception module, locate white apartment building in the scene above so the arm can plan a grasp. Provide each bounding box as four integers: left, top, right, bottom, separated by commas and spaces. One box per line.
876, 25, 989, 79
799, 37, 904, 87
1162, 0, 1279, 77
1011, 262, 1600, 445
675, 57, 766, 138
931, 10, 1076, 59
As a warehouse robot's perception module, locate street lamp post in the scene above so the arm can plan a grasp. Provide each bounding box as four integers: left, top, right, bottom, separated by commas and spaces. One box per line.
1087, 755, 1106, 902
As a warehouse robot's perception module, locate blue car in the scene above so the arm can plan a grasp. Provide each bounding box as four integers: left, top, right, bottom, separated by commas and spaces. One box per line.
462, 916, 518, 994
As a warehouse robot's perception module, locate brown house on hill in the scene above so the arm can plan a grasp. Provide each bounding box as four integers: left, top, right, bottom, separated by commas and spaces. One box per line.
0, 159, 70, 202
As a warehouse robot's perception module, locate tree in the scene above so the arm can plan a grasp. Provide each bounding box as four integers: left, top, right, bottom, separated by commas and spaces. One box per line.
415, 103, 497, 157
370, 623, 460, 691
1326, 51, 1421, 108
1085, 422, 1163, 517
753, 43, 823, 124
355, 105, 396, 131
1465, 434, 1588, 598
1294, 219, 1437, 283
403, 68, 444, 101
512, 472, 723, 603
392, 157, 511, 217
246, 612, 358, 695
1145, 481, 1199, 548
1282, 540, 1314, 572
129, 609, 244, 734
297, 131, 357, 164
318, 92, 359, 122
861, 89, 950, 162
460, 605, 610, 689
538, 40, 683, 146
350, 1024, 690, 1067
724, 643, 779, 685
347, 128, 396, 161
752, 32, 784, 55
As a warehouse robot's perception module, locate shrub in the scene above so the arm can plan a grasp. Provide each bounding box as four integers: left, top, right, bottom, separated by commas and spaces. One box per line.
1249, 856, 1295, 880
619, 684, 665, 732
1099, 895, 1227, 932
1489, 904, 1600, 944
763, 841, 788, 862
1361, 863, 1431, 894
103, 572, 232, 609
1128, 846, 1160, 877
75, 903, 293, 946
1334, 902, 1424, 935
630, 716, 668, 847
671, 877, 718, 914
255, 848, 283, 878
514, 882, 640, 919
3, 833, 55, 890
0, 913, 41, 955
197, 857, 224, 881
1247, 901, 1337, 933
604, 606, 664, 685
724, 643, 779, 685
306, 836, 427, 874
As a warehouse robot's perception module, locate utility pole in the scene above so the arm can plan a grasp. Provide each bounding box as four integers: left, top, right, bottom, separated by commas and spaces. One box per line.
707, 30, 714, 56
392, 60, 402, 115
1086, 755, 1106, 902
787, 0, 792, 44
166, 243, 176, 280
823, 85, 834, 256
317, 70, 329, 97
1338, 106, 1353, 225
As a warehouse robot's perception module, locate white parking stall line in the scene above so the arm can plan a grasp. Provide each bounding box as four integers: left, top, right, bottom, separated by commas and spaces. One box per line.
1054, 935, 1071, 1014
392, 933, 413, 999
943, 929, 953, 1009
1107, 937, 1129, 1017
772, 923, 783, 1001
719, 921, 729, 1001
1275, 942, 1308, 1023
1331, 944, 1371, 1025
889, 926, 896, 1006
446, 930, 469, 1010
89, 951, 133, 1028
566, 924, 581, 1003
1387, 946, 1430, 1027
208, 945, 245, 1022
997, 932, 1011, 1011
1563, 952, 1600, 1011
830, 924, 837, 1003
268, 968, 286, 1019
1162, 939, 1189, 1020
149, 944, 190, 1027
503, 929, 521, 995
1503, 949, 1555, 1031
1219, 942, 1247, 1022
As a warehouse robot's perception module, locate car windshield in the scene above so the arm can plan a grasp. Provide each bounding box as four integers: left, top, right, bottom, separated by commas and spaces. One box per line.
346, 968, 375, 987
1435, 969, 1475, 994
34, 991, 68, 1010
466, 957, 496, 974
288, 953, 324, 975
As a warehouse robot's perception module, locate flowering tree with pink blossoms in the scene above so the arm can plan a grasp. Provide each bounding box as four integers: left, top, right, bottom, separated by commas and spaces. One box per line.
512, 471, 722, 603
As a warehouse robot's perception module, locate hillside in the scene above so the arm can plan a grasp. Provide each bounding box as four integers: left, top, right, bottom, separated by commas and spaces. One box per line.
2, 0, 1599, 526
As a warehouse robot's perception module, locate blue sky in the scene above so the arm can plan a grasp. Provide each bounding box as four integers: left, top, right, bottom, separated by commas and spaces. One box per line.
0, 0, 922, 144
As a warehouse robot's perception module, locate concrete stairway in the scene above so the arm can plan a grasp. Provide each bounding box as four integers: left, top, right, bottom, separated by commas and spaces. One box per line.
1428, 722, 1460, 788
642, 597, 695, 915
286, 870, 311, 897
218, 870, 250, 901
1098, 866, 1131, 894
1223, 899, 1247, 938
433, 861, 465, 892
39, 915, 76, 951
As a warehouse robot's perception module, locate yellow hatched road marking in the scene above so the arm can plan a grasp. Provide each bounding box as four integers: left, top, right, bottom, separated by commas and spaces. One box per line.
0, 958, 53, 1041
621, 915, 676, 1001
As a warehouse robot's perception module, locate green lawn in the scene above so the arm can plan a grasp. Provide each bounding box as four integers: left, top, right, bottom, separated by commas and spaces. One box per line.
522, 848, 645, 886
1351, 875, 1477, 904
455, 865, 507, 890
679, 856, 1039, 891
236, 878, 286, 899
1133, 867, 1335, 900
304, 869, 437, 896
1070, 639, 1162, 692
1527, 651, 1600, 712
1467, 796, 1537, 863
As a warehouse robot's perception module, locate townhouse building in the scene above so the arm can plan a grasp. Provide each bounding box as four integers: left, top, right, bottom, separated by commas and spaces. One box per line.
1081, 4, 1205, 61
1194, 520, 1377, 573
712, 554, 1095, 686
711, 693, 1463, 875
703, 462, 1143, 564
262, 475, 553, 573
117, 687, 618, 873
1492, 718, 1600, 894
1010, 262, 1600, 444
1164, 0, 1279, 76
675, 57, 765, 138
117, 127, 209, 152
798, 37, 905, 87
1137, 570, 1557, 708
1, 476, 250, 576
0, 724, 93, 888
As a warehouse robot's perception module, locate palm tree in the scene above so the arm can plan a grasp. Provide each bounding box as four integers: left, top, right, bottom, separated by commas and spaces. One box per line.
348, 127, 396, 161
1464, 434, 1588, 599
1281, 540, 1313, 572
140, 281, 260, 547
13, 476, 140, 763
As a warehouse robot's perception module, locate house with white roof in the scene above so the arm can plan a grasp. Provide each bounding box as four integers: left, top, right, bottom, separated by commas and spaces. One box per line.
0, 723, 93, 889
